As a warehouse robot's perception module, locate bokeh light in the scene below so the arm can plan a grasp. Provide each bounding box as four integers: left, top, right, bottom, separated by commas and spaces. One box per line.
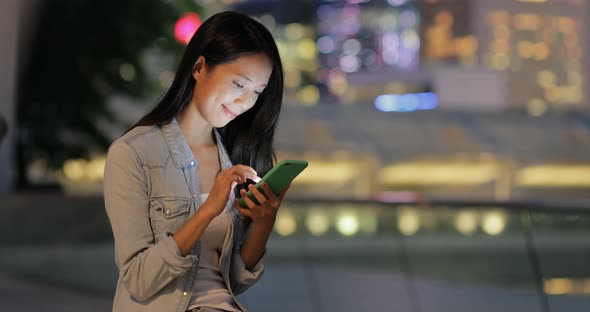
174, 12, 202, 45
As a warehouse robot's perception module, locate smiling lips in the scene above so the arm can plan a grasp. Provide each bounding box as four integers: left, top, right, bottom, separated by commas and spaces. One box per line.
222, 104, 238, 119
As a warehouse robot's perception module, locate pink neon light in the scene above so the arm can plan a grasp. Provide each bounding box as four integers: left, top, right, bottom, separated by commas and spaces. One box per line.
175, 13, 202, 45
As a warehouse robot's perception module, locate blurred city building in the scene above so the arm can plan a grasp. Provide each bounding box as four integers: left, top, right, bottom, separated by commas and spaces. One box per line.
1, 0, 589, 204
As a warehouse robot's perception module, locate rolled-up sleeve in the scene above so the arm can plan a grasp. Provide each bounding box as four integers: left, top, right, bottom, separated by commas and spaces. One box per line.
104, 141, 196, 301
229, 221, 266, 295
230, 250, 265, 295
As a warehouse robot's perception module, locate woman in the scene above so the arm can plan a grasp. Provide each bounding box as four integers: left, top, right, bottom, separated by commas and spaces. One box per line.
103, 11, 287, 312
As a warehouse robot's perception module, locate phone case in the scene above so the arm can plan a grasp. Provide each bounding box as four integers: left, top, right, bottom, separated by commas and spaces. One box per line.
238, 159, 308, 208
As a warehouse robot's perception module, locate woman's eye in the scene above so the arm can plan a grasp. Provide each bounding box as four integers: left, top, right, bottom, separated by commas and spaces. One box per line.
254, 91, 262, 96
233, 82, 244, 89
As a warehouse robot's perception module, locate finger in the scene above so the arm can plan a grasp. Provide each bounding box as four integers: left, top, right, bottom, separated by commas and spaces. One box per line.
259, 182, 276, 201
248, 174, 262, 183
279, 183, 291, 200
234, 199, 254, 218
229, 174, 243, 190
243, 172, 261, 183
249, 184, 267, 205
232, 164, 258, 177
259, 182, 282, 209
240, 189, 259, 209
231, 167, 261, 184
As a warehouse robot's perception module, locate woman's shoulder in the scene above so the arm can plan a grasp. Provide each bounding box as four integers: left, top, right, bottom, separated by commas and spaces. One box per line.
117, 124, 161, 144
107, 124, 164, 160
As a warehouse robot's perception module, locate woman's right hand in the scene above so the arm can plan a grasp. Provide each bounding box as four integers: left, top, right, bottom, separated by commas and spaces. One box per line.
200, 164, 260, 220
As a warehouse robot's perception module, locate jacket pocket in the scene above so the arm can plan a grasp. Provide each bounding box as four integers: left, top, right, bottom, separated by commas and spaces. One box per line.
149, 197, 191, 240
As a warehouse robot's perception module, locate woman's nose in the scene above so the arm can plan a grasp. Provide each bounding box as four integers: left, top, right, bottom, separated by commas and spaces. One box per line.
234, 91, 254, 106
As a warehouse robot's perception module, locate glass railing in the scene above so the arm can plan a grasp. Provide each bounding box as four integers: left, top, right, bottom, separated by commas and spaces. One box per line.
240, 199, 590, 312
1, 195, 589, 311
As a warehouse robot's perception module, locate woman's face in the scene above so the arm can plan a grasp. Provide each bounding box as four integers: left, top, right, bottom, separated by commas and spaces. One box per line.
191, 52, 273, 128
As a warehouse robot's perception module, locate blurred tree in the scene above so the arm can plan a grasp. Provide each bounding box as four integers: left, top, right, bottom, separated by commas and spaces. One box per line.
16, 0, 201, 189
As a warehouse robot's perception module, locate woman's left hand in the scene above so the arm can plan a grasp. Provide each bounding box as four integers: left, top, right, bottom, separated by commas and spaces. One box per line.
234, 182, 290, 224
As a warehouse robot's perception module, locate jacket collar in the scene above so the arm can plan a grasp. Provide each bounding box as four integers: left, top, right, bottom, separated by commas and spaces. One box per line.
162, 117, 233, 170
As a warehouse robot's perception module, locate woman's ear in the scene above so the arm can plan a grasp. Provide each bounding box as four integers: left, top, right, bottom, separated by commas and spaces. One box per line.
192, 56, 206, 80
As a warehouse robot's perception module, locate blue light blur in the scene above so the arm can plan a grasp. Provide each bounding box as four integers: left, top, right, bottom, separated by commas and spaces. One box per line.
374, 92, 438, 112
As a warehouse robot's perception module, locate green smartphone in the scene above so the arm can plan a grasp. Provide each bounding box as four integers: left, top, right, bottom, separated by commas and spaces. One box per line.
238, 159, 308, 208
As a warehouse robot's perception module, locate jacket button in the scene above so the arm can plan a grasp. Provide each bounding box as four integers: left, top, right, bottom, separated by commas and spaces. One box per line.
165, 209, 171, 215
183, 291, 188, 296
190, 161, 195, 166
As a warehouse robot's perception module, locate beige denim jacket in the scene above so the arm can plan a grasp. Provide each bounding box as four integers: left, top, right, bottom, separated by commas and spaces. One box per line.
103, 118, 264, 312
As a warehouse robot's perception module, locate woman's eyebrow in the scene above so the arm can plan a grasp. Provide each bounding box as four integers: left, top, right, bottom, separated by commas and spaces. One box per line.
237, 74, 267, 87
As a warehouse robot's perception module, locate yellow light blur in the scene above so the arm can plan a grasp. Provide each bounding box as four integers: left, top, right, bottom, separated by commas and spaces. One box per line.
285, 23, 305, 41
567, 71, 583, 86
534, 42, 549, 60
63, 159, 87, 181
305, 210, 330, 236
557, 17, 575, 34
493, 25, 510, 40
482, 210, 507, 236
491, 40, 510, 54
544, 278, 576, 295
86, 156, 106, 181
296, 161, 357, 185
327, 71, 349, 96
298, 85, 320, 106
336, 212, 359, 236
297, 39, 317, 60
435, 11, 453, 26
284, 71, 301, 89
517, 40, 533, 59
569, 86, 583, 103
456, 36, 478, 56
384, 82, 407, 94
544, 87, 560, 103
490, 11, 509, 25
514, 14, 539, 31
517, 165, 590, 187
398, 208, 420, 236
275, 40, 289, 61
379, 161, 499, 186
536, 70, 555, 88
490, 54, 510, 70
274, 210, 297, 236
454, 210, 478, 236
527, 98, 547, 117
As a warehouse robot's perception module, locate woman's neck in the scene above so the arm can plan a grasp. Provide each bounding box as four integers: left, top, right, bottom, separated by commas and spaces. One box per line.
176, 105, 215, 148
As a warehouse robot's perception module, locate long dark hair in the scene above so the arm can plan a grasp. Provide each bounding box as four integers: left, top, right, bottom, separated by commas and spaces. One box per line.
131, 11, 284, 177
